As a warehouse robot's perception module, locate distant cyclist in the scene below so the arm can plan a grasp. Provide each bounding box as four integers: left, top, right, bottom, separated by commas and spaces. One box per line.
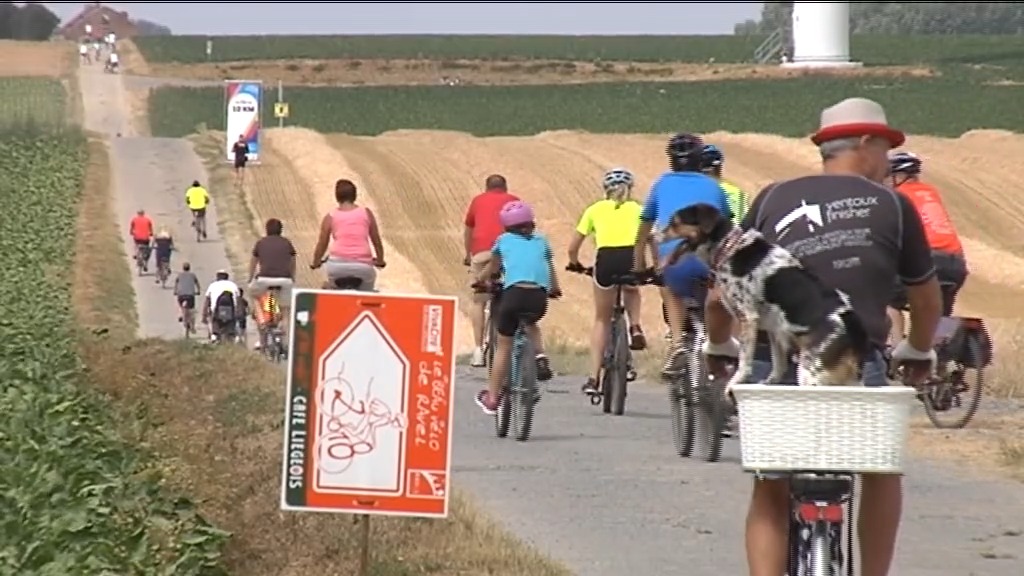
463, 174, 520, 367
633, 133, 731, 377
473, 200, 561, 416
568, 167, 649, 397
310, 179, 385, 290
152, 227, 175, 281
185, 180, 210, 239
887, 150, 968, 342
129, 209, 154, 271
173, 262, 201, 323
202, 270, 242, 343
249, 218, 296, 348
701, 144, 748, 225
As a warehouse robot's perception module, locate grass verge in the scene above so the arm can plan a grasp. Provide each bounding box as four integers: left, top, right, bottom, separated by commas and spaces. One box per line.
74, 130, 571, 574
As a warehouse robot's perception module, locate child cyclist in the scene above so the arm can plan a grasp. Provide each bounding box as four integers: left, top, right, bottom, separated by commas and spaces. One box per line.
473, 200, 562, 415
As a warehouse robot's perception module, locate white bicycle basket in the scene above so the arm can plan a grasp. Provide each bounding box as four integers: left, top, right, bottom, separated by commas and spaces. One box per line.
731, 384, 917, 474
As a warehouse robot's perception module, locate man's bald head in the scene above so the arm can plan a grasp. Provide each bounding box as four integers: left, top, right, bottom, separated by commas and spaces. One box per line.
485, 174, 507, 191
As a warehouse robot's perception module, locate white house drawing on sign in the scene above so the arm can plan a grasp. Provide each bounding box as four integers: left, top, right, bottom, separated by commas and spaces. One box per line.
313, 311, 409, 496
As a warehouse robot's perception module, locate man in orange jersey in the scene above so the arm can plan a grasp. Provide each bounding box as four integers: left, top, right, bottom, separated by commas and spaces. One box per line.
887, 151, 969, 342
129, 209, 155, 272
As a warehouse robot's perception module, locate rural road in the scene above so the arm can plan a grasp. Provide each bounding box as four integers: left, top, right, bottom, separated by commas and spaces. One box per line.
77, 62, 1024, 574
452, 370, 1024, 575
78, 61, 255, 341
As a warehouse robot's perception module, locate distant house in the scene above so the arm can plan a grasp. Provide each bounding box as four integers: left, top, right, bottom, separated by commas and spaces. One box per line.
56, 2, 138, 41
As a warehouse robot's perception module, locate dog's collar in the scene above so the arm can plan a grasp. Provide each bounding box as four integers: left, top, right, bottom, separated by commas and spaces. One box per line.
710, 227, 745, 269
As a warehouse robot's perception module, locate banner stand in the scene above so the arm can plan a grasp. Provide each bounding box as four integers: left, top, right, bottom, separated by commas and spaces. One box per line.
223, 79, 264, 165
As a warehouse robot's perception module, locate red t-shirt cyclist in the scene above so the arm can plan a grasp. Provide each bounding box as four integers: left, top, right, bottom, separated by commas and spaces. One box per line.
462, 174, 520, 367
130, 209, 154, 268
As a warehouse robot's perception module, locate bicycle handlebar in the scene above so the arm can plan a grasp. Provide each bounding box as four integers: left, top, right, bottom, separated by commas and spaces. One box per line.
470, 280, 561, 299
565, 262, 661, 286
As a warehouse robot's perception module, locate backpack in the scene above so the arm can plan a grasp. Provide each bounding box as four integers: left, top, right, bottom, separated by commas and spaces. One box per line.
214, 292, 235, 323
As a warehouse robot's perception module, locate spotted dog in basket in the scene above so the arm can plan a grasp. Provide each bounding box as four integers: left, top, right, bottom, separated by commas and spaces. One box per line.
663, 203, 873, 391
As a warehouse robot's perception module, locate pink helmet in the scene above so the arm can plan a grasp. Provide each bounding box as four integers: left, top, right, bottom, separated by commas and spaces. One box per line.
499, 200, 535, 228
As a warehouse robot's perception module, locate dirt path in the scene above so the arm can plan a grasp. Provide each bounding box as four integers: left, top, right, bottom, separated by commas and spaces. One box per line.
452, 370, 1024, 574
77, 63, 255, 341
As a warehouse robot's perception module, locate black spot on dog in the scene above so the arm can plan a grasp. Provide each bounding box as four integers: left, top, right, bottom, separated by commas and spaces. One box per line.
729, 239, 771, 278
763, 267, 837, 335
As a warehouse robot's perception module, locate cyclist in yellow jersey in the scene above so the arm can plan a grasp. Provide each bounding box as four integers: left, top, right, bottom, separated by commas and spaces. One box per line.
568, 167, 650, 396
185, 180, 211, 239
701, 144, 748, 225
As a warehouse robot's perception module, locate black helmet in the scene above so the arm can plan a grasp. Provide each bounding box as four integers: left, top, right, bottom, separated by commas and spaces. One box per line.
888, 151, 922, 176
666, 133, 705, 172
192, 180, 201, 187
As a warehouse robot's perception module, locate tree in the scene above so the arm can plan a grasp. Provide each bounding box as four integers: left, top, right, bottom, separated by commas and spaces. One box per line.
0, 2, 59, 40
135, 18, 172, 36
734, 2, 1024, 35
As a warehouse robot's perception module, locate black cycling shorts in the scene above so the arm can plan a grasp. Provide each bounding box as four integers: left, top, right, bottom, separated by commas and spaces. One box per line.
177, 295, 196, 309
890, 250, 968, 316
593, 246, 634, 289
191, 207, 207, 219
133, 238, 150, 248
495, 285, 547, 337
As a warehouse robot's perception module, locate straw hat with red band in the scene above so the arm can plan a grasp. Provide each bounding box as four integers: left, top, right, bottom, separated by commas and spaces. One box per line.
810, 97, 906, 148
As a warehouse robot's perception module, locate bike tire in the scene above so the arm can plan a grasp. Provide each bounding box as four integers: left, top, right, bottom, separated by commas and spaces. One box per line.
923, 335, 984, 430
808, 523, 834, 576
513, 335, 537, 442
610, 315, 629, 416
696, 372, 727, 463
600, 318, 616, 414
668, 361, 696, 457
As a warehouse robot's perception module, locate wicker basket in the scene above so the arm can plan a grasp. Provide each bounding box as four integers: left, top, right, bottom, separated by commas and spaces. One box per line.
731, 384, 917, 474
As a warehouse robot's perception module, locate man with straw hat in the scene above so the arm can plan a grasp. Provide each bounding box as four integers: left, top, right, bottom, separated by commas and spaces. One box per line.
702, 97, 943, 576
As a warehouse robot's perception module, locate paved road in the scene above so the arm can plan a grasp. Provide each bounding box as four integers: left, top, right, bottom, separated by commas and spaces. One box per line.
452, 369, 1024, 575
79, 63, 255, 341
79, 63, 1024, 575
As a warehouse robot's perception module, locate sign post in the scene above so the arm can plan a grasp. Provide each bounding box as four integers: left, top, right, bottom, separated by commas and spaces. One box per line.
281, 289, 457, 573
223, 80, 262, 164
273, 79, 289, 129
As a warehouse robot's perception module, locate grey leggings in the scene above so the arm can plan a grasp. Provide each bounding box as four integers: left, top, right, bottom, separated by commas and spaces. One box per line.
324, 259, 376, 291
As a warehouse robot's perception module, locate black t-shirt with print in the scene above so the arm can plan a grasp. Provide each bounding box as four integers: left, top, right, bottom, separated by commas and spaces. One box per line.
233, 141, 249, 163
742, 174, 935, 348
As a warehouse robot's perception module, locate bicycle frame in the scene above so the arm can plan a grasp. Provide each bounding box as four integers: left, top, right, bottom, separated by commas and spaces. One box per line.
787, 473, 852, 576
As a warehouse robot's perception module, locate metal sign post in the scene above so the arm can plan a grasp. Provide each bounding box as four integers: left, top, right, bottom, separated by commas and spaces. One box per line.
274, 80, 289, 128
358, 514, 370, 575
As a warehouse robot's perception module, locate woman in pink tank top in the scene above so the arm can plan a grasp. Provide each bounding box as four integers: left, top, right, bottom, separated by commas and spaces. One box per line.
311, 179, 386, 290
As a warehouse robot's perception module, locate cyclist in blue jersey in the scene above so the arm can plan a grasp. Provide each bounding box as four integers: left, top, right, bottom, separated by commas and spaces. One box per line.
473, 200, 563, 415
632, 133, 731, 377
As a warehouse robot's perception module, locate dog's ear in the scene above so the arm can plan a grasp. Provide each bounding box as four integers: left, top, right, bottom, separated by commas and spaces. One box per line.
693, 204, 725, 234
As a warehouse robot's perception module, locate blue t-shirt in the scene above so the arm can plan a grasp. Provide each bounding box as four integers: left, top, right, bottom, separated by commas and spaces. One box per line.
640, 171, 732, 258
492, 232, 552, 290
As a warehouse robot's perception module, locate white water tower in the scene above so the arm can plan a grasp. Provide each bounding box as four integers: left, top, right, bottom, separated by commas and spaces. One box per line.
784, 2, 862, 68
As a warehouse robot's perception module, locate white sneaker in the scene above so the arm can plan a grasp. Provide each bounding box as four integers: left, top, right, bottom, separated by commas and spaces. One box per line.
470, 346, 486, 367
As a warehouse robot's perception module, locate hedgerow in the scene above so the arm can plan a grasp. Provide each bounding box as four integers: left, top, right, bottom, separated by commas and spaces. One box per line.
134, 33, 1024, 68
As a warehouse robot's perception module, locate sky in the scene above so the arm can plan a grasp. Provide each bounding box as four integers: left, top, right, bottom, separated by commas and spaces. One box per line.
42, 2, 763, 35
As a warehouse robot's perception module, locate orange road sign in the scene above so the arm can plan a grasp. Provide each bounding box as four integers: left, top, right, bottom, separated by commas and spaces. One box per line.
280, 289, 457, 518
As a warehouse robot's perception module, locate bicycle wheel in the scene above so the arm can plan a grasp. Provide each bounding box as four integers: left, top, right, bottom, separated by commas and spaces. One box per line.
609, 314, 629, 416
695, 373, 727, 462
493, 326, 511, 439
600, 320, 616, 414
195, 220, 202, 242
512, 333, 537, 442
668, 335, 696, 458
807, 523, 835, 576
923, 335, 984, 429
